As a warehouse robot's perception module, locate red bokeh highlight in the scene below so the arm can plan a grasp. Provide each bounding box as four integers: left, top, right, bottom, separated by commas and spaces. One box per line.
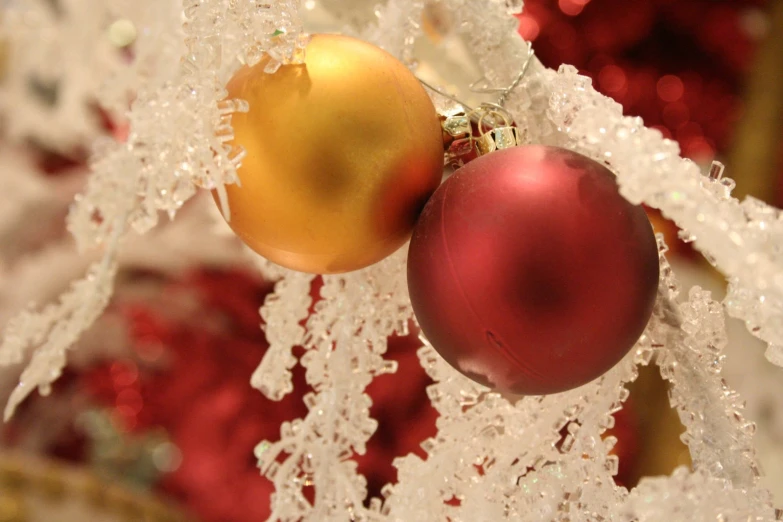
519, 0, 764, 169
76, 269, 437, 522
3, 2, 773, 521
657, 75, 685, 102
599, 64, 628, 96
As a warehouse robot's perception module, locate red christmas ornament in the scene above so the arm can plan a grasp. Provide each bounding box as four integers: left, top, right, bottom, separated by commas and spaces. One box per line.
407, 145, 659, 395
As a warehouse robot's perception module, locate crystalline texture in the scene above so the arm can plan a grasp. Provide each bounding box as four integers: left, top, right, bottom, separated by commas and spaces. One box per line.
621, 468, 776, 522
251, 268, 315, 401
545, 65, 783, 368
0, 0, 133, 151
0, 0, 305, 418
650, 246, 759, 487
1, 259, 118, 419
253, 249, 411, 521
0, 0, 781, 520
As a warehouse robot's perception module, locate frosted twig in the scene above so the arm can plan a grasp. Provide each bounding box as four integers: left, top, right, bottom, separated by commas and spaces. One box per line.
651, 249, 759, 486
254, 249, 410, 520
0, 0, 306, 417
252, 270, 315, 401
546, 65, 783, 366
1, 214, 124, 419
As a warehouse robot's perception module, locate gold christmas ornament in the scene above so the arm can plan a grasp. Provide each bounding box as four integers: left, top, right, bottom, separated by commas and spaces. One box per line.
218, 34, 444, 274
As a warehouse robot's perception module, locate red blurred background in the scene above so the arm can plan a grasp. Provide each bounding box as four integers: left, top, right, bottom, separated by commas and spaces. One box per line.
5, 1, 782, 520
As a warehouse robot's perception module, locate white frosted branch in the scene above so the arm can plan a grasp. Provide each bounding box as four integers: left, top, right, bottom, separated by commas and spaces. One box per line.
0, 0, 307, 417
0, 219, 121, 419
252, 270, 315, 401
255, 249, 410, 520
544, 65, 783, 367
651, 251, 759, 487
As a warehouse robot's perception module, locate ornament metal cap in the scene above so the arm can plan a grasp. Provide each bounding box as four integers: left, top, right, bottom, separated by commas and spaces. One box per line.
471, 104, 522, 156
419, 43, 535, 162
439, 107, 473, 164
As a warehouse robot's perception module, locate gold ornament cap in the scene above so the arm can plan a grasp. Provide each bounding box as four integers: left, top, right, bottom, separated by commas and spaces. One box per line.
472, 105, 522, 157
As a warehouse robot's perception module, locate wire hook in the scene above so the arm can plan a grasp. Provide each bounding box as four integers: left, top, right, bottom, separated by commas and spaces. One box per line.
417, 78, 475, 112
468, 43, 535, 107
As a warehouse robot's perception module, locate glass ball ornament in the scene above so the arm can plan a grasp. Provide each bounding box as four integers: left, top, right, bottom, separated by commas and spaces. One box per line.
407, 145, 660, 395
218, 34, 444, 274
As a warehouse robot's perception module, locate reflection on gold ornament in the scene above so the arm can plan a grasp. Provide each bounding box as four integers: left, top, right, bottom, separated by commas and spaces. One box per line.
219, 34, 444, 274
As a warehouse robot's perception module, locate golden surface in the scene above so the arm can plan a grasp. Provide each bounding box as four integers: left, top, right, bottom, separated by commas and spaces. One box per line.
622, 365, 692, 486
221, 34, 444, 273
0, 453, 191, 522
726, 0, 783, 202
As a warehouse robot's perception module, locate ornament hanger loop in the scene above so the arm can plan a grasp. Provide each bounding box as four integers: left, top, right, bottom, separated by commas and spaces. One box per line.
472, 104, 512, 135
417, 78, 475, 112
469, 103, 520, 157
416, 43, 535, 112
417, 44, 534, 163
468, 44, 535, 107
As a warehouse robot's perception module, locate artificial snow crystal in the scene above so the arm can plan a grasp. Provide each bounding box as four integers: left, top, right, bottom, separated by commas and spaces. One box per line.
0, 0, 781, 520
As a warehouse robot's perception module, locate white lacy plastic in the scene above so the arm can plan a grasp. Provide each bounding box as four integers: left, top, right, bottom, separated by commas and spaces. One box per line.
0, 0, 781, 520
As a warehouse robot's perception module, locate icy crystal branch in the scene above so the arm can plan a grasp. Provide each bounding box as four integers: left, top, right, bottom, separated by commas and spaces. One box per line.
0, 0, 306, 417
363, 0, 426, 66
651, 244, 759, 487
0, 0, 136, 151
545, 66, 783, 367
0, 0, 782, 520
252, 268, 315, 401
0, 260, 118, 420
381, 237, 774, 520
253, 249, 410, 521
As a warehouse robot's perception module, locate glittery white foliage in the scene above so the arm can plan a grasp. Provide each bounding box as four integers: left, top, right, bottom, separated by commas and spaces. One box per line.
545, 65, 783, 368
1, 0, 782, 520
621, 467, 777, 521
254, 249, 409, 520
649, 246, 759, 487
252, 269, 315, 401
0, 0, 305, 417
1, 0, 130, 151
